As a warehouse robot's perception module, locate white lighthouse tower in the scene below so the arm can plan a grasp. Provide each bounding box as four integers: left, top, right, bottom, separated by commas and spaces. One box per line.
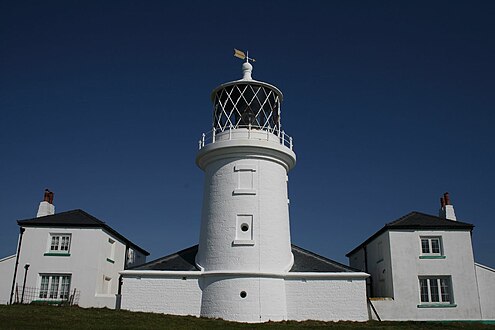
195, 56, 296, 322
120, 54, 369, 323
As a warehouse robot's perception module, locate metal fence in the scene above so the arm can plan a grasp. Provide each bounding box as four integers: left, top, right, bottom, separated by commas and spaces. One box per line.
198, 126, 294, 150
13, 284, 80, 306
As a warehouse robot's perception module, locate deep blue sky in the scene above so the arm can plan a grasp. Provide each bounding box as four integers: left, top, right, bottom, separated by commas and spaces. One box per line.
1, 1, 494, 267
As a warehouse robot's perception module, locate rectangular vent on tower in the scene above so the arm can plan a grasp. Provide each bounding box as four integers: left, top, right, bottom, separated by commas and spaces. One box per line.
233, 164, 257, 195
233, 214, 255, 246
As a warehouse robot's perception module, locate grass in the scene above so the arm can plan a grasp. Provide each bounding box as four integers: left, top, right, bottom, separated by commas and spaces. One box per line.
0, 305, 493, 329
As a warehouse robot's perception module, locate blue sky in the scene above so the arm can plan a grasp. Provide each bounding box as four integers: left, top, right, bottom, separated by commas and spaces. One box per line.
1, 1, 494, 267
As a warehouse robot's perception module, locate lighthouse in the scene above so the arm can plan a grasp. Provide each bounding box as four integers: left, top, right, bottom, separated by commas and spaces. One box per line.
120, 54, 369, 323
195, 56, 296, 321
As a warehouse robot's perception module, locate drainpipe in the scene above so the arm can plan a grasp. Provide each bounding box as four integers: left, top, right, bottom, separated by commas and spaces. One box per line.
9, 227, 25, 304
116, 244, 129, 310
115, 274, 123, 310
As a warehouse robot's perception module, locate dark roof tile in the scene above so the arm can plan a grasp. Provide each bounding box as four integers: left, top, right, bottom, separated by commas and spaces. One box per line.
132, 244, 357, 272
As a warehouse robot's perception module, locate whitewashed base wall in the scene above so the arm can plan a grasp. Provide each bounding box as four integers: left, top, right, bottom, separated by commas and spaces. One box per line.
121, 276, 202, 316
285, 278, 369, 321
120, 273, 369, 322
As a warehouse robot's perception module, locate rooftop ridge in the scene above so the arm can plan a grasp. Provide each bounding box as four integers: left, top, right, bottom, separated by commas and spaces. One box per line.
291, 244, 358, 272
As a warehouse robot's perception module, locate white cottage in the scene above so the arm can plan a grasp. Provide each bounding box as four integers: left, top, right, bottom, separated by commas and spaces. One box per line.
0, 193, 149, 308
120, 58, 370, 322
347, 193, 495, 321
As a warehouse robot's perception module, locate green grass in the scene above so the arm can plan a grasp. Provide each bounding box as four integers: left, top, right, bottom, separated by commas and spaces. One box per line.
0, 305, 493, 329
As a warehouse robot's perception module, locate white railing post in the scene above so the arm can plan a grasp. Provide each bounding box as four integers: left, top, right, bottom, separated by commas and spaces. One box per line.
289, 136, 293, 150
212, 129, 216, 143
266, 129, 269, 141
202, 133, 205, 147
282, 130, 285, 146
198, 140, 202, 150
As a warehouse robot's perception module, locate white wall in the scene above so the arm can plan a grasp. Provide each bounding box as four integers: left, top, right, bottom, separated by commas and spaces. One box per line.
200, 275, 288, 322
370, 230, 482, 321
121, 271, 369, 323
121, 273, 202, 316
0, 255, 15, 304
475, 263, 495, 320
349, 232, 394, 298
14, 226, 138, 308
196, 134, 296, 273
285, 277, 369, 321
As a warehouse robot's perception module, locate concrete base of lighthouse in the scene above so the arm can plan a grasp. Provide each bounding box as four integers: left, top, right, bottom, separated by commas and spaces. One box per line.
200, 275, 287, 322
120, 245, 370, 323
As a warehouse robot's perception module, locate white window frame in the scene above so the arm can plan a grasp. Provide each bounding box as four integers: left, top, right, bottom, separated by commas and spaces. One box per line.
39, 274, 71, 301
418, 276, 453, 305
420, 236, 443, 257
48, 233, 71, 254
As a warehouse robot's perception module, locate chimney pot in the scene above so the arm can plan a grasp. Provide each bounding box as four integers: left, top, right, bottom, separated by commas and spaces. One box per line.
444, 192, 450, 205
37, 189, 55, 217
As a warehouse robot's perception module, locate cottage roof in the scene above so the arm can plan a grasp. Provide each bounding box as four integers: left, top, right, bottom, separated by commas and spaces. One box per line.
17, 209, 149, 256
130, 244, 357, 272
346, 211, 474, 257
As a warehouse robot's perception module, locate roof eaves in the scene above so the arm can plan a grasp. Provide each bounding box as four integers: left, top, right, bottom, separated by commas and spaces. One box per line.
292, 244, 358, 272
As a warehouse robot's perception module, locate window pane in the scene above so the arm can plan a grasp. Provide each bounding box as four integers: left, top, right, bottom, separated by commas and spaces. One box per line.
419, 279, 429, 302
51, 236, 59, 251
429, 279, 439, 302
431, 239, 440, 254
440, 278, 450, 302
40, 276, 49, 298
61, 236, 70, 251
421, 239, 430, 253
49, 276, 60, 299
60, 276, 71, 300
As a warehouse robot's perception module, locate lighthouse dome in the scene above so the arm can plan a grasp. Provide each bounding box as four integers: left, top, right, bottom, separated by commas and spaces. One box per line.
210, 62, 284, 135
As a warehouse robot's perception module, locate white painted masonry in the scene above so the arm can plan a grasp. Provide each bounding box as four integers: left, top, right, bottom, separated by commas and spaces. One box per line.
0, 208, 148, 308
11, 226, 141, 307
36, 201, 54, 217
121, 270, 369, 322
0, 255, 15, 304
285, 276, 368, 322
121, 272, 202, 316
475, 263, 495, 320
348, 208, 495, 321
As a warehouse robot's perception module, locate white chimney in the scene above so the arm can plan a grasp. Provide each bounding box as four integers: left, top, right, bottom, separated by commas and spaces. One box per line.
439, 192, 456, 221
36, 189, 55, 217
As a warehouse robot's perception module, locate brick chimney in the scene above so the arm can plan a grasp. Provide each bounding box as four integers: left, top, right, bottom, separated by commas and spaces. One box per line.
36, 189, 55, 217
439, 192, 456, 221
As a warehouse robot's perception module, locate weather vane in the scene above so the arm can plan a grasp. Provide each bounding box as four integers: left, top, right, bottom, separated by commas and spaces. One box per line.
234, 48, 256, 63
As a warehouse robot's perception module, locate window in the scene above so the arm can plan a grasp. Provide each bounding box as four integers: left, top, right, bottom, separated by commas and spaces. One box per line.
420, 237, 444, 258
107, 238, 115, 263
418, 277, 453, 305
233, 214, 254, 246
48, 234, 71, 254
102, 276, 112, 294
39, 275, 71, 300
233, 164, 257, 195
